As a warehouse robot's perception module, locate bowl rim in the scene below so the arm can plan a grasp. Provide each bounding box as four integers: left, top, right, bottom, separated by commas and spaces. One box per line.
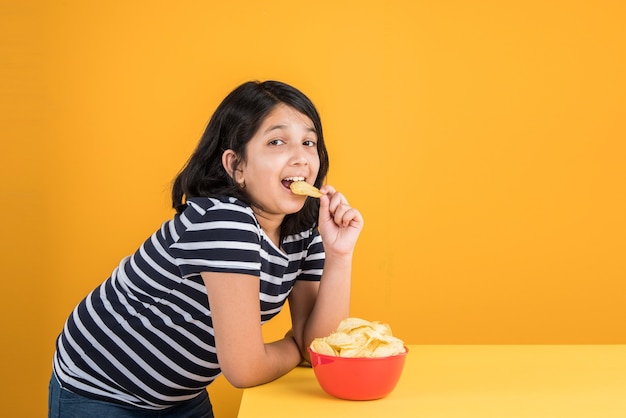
307, 345, 409, 360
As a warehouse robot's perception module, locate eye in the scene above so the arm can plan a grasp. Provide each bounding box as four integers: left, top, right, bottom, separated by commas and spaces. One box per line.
269, 138, 285, 146
303, 139, 316, 147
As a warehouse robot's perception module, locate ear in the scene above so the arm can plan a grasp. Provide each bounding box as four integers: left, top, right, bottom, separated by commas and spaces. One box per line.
222, 149, 244, 183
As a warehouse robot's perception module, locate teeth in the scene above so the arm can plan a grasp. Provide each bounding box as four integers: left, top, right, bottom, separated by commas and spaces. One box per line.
284, 176, 305, 182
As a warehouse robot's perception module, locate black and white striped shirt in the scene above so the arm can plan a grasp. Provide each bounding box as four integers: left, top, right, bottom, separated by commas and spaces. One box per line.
53, 196, 324, 409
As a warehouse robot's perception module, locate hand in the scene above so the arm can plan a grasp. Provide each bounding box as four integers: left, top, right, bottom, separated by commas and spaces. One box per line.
317, 185, 364, 257
284, 328, 310, 366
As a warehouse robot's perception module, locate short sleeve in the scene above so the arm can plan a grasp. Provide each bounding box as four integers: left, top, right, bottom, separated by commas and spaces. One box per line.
169, 199, 262, 278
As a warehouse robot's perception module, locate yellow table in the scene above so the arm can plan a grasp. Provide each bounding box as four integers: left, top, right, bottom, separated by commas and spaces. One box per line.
237, 345, 626, 417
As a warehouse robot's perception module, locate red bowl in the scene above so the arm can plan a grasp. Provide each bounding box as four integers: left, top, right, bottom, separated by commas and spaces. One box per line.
307, 346, 408, 400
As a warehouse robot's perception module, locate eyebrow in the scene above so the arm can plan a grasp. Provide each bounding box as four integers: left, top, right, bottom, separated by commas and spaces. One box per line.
263, 124, 317, 135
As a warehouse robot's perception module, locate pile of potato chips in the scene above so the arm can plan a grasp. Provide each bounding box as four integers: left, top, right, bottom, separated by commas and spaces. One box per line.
310, 317, 406, 358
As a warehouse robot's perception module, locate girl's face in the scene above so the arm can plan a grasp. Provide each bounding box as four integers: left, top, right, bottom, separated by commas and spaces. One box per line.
233, 104, 321, 224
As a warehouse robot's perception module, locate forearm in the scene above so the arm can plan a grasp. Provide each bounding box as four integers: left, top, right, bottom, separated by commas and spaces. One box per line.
223, 335, 302, 388
259, 336, 303, 383
301, 254, 353, 355
292, 184, 363, 359
203, 272, 304, 388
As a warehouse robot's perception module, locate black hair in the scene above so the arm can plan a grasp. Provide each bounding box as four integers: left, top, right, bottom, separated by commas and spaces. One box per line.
172, 80, 329, 238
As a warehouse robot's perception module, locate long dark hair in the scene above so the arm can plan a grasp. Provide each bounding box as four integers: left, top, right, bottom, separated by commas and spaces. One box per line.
172, 80, 329, 238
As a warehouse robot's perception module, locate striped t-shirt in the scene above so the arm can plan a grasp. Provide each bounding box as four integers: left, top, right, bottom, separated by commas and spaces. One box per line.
52, 196, 325, 409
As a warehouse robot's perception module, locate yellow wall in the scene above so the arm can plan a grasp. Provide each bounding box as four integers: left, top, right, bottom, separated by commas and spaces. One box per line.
2, 1, 625, 416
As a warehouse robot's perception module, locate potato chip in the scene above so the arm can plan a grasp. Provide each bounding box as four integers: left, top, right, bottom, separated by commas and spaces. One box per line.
310, 339, 337, 356
309, 317, 406, 358
370, 321, 392, 335
336, 317, 371, 333
325, 332, 356, 348
290, 181, 323, 198
371, 341, 403, 357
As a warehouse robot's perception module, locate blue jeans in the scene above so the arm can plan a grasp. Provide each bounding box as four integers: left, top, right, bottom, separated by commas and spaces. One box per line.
48, 373, 214, 418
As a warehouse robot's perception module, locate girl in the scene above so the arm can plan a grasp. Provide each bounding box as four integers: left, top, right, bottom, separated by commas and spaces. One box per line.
49, 80, 364, 417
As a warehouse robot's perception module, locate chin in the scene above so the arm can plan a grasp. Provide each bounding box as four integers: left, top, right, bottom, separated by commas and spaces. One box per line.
284, 201, 307, 215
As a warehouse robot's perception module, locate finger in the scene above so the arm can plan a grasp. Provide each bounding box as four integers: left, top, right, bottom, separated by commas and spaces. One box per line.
345, 207, 364, 229
333, 203, 355, 227
318, 185, 335, 222
319, 184, 336, 196
318, 191, 331, 223
328, 192, 349, 216
338, 207, 364, 229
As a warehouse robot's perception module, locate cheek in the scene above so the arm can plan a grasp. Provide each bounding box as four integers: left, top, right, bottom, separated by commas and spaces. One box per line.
313, 157, 322, 177
244, 158, 280, 186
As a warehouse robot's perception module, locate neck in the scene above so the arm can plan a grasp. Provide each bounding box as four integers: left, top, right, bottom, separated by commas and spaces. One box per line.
252, 206, 283, 247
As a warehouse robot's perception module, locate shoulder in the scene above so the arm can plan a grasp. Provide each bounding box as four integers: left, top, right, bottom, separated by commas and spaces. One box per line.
173, 196, 261, 242
183, 196, 258, 225
170, 197, 264, 276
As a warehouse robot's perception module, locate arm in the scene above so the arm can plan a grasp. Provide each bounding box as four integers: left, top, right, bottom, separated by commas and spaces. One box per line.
202, 271, 302, 388
289, 185, 364, 360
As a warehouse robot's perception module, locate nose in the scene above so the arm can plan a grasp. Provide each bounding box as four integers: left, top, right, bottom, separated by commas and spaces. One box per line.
289, 145, 309, 165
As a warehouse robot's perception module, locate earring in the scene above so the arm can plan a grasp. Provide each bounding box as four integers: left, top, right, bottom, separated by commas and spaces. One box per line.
238, 180, 246, 189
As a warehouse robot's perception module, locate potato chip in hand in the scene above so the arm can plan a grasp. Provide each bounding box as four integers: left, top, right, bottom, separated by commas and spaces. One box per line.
290, 181, 323, 198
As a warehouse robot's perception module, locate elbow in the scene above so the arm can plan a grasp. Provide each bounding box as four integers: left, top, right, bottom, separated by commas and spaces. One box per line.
222, 368, 259, 389
227, 377, 254, 390
224, 376, 255, 389
220, 361, 271, 389
298, 342, 311, 364
291, 329, 311, 363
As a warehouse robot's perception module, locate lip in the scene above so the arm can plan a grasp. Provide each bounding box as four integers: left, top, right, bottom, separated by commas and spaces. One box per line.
283, 176, 307, 182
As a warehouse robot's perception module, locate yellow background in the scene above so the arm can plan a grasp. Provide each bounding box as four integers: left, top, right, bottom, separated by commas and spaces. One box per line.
2, 1, 624, 417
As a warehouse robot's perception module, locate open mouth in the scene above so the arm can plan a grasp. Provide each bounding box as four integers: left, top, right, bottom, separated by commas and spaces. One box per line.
282, 176, 306, 190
